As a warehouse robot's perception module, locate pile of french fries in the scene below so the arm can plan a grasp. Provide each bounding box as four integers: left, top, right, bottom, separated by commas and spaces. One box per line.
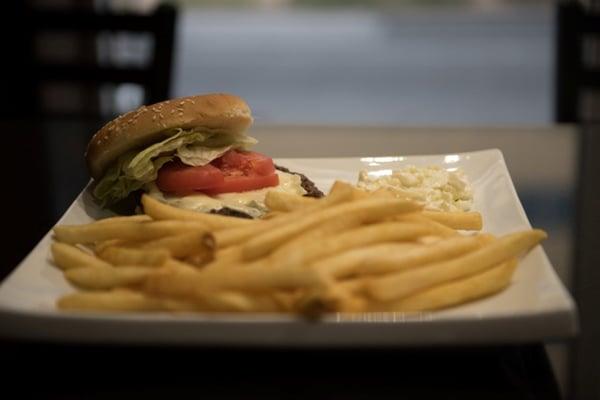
51, 181, 546, 316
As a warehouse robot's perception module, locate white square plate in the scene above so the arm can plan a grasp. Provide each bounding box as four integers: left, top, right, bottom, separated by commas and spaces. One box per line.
0, 149, 577, 346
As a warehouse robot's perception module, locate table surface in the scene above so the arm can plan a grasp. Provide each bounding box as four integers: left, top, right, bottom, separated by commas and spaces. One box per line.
2, 340, 561, 400
0, 119, 578, 399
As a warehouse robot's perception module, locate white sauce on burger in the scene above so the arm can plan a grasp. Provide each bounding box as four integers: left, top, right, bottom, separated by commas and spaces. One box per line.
145, 170, 306, 218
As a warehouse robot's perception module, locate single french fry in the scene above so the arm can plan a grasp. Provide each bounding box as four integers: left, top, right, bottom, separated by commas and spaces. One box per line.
349, 186, 370, 200
141, 231, 213, 260
326, 180, 356, 199
93, 215, 152, 224
94, 239, 128, 254
51, 242, 111, 270
368, 187, 397, 199
145, 262, 328, 298
296, 281, 368, 317
337, 278, 367, 295
212, 219, 288, 249
372, 259, 518, 312
53, 220, 209, 244
64, 266, 154, 290
417, 235, 443, 245
242, 198, 422, 261
310, 242, 419, 278
57, 288, 199, 312
208, 246, 244, 268
143, 266, 201, 299
195, 290, 292, 312
271, 221, 433, 270
421, 210, 483, 231
161, 258, 199, 273
141, 194, 255, 229
316, 235, 485, 279
97, 246, 170, 266
394, 213, 458, 237
365, 229, 546, 302
264, 191, 316, 212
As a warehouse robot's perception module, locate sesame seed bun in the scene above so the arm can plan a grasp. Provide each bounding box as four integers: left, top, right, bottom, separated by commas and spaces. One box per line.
85, 93, 253, 180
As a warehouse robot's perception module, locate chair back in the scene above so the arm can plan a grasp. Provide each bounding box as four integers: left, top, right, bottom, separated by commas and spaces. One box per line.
555, 2, 600, 123
26, 3, 177, 118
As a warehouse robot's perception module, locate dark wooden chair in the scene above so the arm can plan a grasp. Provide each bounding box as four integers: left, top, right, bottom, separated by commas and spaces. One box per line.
555, 1, 600, 123
556, 2, 600, 400
25, 3, 177, 118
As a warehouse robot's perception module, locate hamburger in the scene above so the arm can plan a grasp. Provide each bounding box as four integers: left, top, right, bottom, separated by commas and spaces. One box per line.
85, 93, 323, 218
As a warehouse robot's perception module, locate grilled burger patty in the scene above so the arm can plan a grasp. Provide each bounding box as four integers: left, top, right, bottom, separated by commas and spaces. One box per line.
273, 165, 324, 198
211, 165, 324, 219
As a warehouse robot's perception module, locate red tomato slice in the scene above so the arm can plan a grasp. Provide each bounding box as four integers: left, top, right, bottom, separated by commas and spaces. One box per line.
155, 150, 279, 195
156, 161, 224, 194
213, 150, 275, 176
214, 149, 246, 168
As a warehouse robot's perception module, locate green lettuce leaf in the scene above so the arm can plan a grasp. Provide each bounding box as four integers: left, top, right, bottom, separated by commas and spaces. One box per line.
177, 135, 257, 166
92, 152, 145, 207
93, 128, 257, 206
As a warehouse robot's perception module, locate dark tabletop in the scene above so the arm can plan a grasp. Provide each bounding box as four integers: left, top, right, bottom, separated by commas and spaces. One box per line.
1, 340, 561, 400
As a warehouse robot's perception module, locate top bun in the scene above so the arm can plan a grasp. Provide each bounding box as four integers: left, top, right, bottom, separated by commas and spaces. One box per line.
85, 93, 253, 180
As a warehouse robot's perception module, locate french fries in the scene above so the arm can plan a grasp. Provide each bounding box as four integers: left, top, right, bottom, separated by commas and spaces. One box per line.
269, 221, 437, 270
50, 180, 546, 316
365, 229, 546, 302
312, 235, 485, 279
371, 259, 518, 312
241, 198, 422, 261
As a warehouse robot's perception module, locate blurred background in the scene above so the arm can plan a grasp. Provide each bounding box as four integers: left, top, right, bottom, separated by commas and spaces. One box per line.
1, 0, 599, 399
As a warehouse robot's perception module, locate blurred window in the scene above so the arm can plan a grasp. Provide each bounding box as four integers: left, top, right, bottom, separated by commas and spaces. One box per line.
173, 0, 553, 125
